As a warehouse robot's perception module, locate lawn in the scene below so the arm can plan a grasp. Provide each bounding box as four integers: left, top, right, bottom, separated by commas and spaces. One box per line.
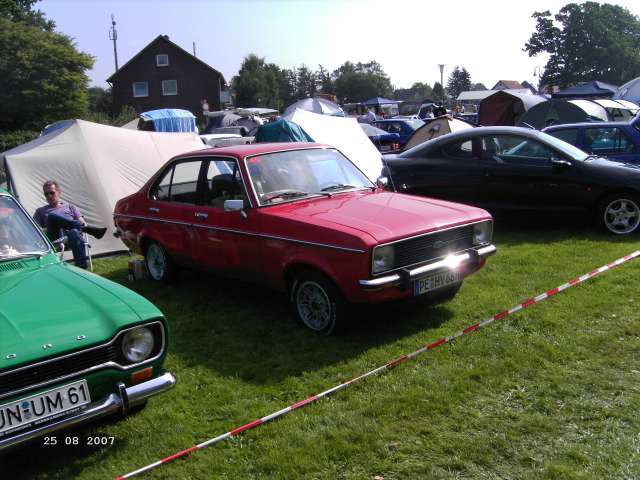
3, 217, 640, 480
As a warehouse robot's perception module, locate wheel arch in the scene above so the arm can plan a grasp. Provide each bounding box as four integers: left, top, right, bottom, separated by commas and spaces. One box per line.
284, 261, 342, 301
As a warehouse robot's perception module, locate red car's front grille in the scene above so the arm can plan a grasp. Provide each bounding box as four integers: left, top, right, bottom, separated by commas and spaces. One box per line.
393, 225, 475, 269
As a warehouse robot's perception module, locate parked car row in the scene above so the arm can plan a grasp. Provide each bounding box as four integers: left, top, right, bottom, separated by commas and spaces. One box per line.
5, 114, 640, 453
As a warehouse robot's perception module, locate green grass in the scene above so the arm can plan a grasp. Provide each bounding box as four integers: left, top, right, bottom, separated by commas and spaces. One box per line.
3, 218, 640, 480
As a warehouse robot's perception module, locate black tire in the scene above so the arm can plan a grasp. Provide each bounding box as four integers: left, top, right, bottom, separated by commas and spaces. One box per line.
597, 193, 640, 235
291, 270, 348, 335
144, 241, 175, 281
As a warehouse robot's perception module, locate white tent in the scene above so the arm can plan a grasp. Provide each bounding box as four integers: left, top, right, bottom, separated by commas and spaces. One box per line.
1, 119, 205, 256
284, 109, 383, 182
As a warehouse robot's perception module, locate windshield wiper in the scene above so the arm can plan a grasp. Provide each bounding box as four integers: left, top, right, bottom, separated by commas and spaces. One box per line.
263, 190, 310, 202
320, 183, 357, 192
0, 251, 47, 262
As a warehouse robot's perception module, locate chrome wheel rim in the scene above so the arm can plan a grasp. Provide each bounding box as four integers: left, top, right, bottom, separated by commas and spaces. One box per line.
146, 244, 166, 280
604, 198, 640, 234
296, 281, 332, 331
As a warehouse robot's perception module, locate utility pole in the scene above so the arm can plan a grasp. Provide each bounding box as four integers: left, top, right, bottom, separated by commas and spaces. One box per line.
109, 14, 119, 72
193, 42, 197, 57
438, 64, 445, 106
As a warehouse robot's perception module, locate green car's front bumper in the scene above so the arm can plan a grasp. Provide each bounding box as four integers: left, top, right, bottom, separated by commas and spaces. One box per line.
0, 371, 175, 452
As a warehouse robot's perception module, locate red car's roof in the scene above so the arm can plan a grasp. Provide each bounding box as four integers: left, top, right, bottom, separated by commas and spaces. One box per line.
179, 142, 331, 159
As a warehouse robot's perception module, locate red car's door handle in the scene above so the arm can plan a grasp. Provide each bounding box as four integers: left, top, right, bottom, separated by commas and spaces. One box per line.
194, 212, 208, 219
149, 207, 160, 213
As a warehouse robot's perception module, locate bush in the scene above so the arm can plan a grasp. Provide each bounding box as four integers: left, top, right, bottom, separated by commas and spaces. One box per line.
0, 130, 39, 152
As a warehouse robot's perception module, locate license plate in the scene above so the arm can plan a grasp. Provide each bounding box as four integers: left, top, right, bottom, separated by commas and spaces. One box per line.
380, 145, 391, 152
0, 380, 91, 437
413, 271, 460, 296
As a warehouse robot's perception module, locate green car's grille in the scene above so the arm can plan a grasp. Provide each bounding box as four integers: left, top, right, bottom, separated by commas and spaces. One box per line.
0, 345, 118, 397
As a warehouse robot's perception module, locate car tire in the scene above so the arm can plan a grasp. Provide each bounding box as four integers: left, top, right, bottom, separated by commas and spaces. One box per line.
144, 241, 175, 282
597, 193, 640, 235
291, 270, 348, 335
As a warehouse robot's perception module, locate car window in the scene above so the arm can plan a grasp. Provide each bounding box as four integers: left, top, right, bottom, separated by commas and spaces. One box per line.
150, 160, 203, 204
246, 148, 373, 206
440, 139, 475, 160
546, 128, 579, 147
585, 127, 636, 155
152, 167, 173, 202
0, 196, 49, 259
484, 135, 555, 167
205, 159, 248, 209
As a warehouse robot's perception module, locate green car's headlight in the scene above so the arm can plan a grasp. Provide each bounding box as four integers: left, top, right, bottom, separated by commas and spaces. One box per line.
473, 221, 493, 245
372, 244, 395, 274
121, 327, 155, 363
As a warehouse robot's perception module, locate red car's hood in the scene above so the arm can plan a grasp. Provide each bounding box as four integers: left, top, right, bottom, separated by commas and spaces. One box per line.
266, 191, 490, 243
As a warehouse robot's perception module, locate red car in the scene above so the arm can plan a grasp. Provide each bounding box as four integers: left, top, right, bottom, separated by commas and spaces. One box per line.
114, 143, 496, 334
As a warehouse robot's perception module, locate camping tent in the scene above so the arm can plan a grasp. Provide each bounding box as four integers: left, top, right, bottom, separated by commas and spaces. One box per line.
1, 120, 205, 256
552, 81, 618, 99
362, 97, 402, 106
613, 77, 640, 105
517, 99, 609, 129
404, 117, 474, 150
283, 98, 344, 117
255, 119, 314, 143
478, 91, 546, 126
286, 109, 383, 182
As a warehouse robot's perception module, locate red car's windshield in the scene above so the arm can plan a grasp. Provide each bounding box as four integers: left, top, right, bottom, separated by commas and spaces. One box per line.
246, 148, 374, 206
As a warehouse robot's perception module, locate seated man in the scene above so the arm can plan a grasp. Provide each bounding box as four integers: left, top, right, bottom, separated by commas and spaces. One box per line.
33, 180, 106, 269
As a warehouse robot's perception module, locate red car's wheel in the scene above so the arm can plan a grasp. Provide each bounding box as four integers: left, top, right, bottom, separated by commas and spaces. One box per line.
144, 241, 175, 282
292, 270, 347, 335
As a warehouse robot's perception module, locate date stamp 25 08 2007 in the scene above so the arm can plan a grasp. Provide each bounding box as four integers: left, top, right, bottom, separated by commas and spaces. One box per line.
43, 435, 116, 447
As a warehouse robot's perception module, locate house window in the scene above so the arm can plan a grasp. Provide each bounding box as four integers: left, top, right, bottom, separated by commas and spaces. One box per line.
156, 54, 169, 67
132, 81, 149, 98
162, 79, 178, 96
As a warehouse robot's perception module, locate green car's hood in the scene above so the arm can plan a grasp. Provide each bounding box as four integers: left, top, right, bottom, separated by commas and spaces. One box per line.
0, 258, 162, 369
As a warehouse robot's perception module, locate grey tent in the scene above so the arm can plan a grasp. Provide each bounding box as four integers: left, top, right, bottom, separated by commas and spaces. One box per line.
478, 91, 546, 126
517, 99, 608, 129
552, 81, 618, 99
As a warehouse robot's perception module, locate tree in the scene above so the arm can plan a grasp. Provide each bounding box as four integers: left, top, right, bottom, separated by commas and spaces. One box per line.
432, 82, 445, 104
471, 82, 487, 91
0, 18, 94, 130
316, 65, 335, 95
446, 66, 472, 101
0, 0, 54, 31
524, 2, 640, 87
295, 64, 317, 99
393, 82, 434, 101
333, 61, 393, 103
231, 54, 280, 108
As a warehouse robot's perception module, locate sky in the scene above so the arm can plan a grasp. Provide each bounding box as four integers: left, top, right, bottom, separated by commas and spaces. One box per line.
39, 0, 640, 91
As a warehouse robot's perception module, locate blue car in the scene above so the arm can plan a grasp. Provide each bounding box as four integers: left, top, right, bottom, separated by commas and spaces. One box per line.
372, 119, 424, 147
543, 116, 640, 163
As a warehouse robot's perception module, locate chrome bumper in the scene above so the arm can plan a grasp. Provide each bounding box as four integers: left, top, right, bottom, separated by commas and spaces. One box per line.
0, 371, 175, 452
359, 244, 497, 292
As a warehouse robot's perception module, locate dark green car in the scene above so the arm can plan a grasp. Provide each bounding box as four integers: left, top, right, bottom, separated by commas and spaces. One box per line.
0, 188, 175, 451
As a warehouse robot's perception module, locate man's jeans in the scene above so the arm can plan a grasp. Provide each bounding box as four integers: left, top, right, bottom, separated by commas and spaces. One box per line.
45, 212, 87, 268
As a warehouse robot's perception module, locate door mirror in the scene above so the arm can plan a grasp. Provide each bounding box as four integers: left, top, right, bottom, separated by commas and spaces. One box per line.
224, 199, 245, 212
376, 176, 389, 189
551, 158, 572, 170
52, 235, 67, 260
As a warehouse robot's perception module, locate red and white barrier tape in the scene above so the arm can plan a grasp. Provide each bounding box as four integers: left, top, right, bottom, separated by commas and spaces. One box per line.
116, 250, 640, 479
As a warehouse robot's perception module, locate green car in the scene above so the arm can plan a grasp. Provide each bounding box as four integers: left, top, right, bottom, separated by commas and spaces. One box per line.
0, 188, 175, 451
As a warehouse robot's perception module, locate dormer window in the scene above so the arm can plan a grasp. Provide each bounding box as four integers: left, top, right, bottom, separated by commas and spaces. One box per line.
156, 54, 169, 67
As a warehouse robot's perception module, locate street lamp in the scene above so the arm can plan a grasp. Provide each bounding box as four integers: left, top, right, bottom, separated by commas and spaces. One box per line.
437, 64, 445, 105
